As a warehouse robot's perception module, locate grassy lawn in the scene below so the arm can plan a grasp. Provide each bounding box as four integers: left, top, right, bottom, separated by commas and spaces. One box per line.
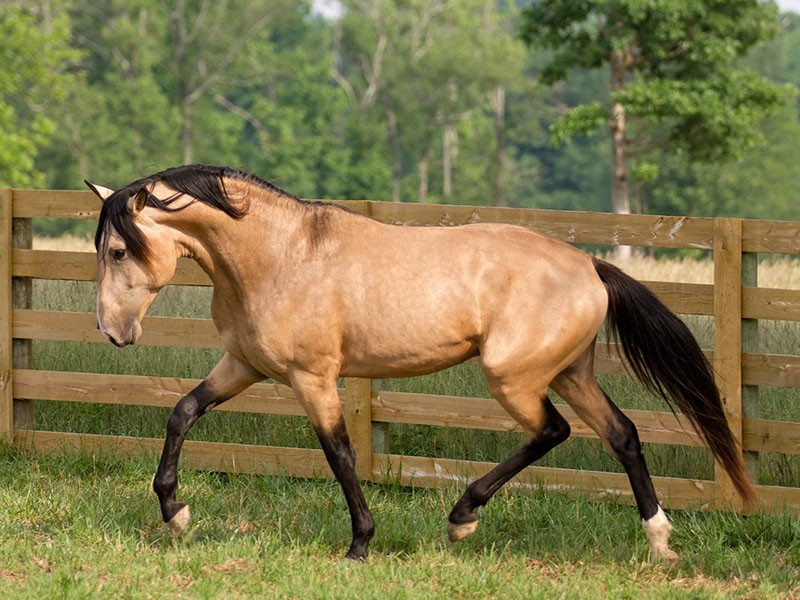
1, 445, 798, 599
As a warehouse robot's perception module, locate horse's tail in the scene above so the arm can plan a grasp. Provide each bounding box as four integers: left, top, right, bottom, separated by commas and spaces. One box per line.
592, 257, 757, 505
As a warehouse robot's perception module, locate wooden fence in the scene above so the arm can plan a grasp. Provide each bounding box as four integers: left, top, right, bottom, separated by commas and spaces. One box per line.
1, 189, 798, 515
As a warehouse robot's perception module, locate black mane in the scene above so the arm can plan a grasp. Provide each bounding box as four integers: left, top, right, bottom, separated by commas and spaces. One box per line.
94, 164, 299, 263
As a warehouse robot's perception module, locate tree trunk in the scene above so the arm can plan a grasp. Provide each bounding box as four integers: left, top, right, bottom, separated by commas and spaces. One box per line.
181, 96, 193, 165
490, 86, 506, 207
442, 122, 456, 197
386, 109, 402, 202
610, 49, 632, 260
418, 152, 429, 203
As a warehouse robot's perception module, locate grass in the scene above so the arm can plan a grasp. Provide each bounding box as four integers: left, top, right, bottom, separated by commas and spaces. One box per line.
1, 444, 798, 599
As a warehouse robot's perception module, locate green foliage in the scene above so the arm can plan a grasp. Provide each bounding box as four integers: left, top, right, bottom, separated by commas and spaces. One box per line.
0, 5, 79, 187
519, 0, 792, 215
1, 0, 800, 226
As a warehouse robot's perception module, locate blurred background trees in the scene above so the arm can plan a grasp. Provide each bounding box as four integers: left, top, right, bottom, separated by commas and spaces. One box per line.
3, 0, 799, 237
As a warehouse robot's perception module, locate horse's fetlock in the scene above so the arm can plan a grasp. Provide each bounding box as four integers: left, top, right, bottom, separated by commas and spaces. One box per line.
152, 474, 171, 498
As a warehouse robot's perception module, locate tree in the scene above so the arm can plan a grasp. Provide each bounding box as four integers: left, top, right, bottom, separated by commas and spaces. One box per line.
334, 0, 526, 204
46, 1, 182, 188
519, 1, 789, 237
164, 0, 301, 164
0, 4, 79, 187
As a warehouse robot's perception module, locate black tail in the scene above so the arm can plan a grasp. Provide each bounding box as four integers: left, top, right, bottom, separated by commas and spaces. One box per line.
593, 257, 756, 505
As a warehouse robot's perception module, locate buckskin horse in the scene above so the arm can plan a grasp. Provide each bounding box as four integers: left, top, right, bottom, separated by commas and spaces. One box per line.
87, 164, 755, 562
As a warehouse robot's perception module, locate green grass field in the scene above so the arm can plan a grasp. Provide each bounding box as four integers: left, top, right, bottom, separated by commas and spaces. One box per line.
1, 444, 798, 598
2, 252, 798, 597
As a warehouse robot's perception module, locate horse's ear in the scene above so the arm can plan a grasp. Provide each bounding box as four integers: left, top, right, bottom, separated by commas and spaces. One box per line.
84, 181, 115, 202
127, 187, 148, 216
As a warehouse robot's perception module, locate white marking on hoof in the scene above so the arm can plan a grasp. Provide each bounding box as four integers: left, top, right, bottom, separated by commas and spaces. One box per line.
447, 519, 478, 543
166, 505, 191, 537
642, 506, 678, 563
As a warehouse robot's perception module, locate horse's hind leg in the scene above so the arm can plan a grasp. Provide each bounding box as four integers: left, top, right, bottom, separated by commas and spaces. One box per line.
448, 378, 571, 542
152, 353, 263, 535
551, 355, 678, 562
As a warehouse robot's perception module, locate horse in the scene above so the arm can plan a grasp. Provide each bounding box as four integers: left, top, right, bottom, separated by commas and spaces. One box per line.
86, 164, 756, 562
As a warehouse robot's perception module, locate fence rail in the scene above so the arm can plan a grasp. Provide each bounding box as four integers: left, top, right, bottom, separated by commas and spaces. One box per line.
1, 189, 798, 515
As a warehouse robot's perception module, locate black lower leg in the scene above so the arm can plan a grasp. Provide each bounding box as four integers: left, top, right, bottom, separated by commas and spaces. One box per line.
316, 422, 375, 560
153, 381, 219, 523
449, 398, 570, 527
604, 393, 660, 521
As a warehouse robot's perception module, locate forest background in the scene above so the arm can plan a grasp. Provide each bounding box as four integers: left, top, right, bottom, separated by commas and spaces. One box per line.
3, 0, 800, 238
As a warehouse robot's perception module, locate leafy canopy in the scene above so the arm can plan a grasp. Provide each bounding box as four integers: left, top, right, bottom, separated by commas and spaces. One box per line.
519, 0, 791, 163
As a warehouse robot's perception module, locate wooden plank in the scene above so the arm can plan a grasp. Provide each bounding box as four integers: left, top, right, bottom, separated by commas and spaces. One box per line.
367, 202, 716, 250
344, 378, 374, 480
19, 369, 795, 454
644, 281, 714, 316
13, 430, 797, 514
12, 309, 222, 348
12, 253, 713, 315
743, 287, 800, 322
10, 190, 370, 221
13, 249, 95, 281
12, 252, 713, 315
758, 483, 800, 514
712, 217, 745, 509
15, 430, 332, 479
0, 190, 12, 437
742, 352, 800, 388
742, 418, 800, 455
372, 453, 716, 511
10, 190, 100, 219
373, 390, 702, 447
13, 249, 210, 286
12, 369, 311, 416
742, 219, 800, 255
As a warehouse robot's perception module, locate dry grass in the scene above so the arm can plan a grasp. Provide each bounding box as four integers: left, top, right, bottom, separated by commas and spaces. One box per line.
33, 235, 93, 252
605, 253, 800, 289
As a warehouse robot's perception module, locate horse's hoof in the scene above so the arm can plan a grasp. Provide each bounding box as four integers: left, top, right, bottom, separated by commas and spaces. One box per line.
650, 546, 679, 564
166, 504, 191, 537
447, 519, 478, 543
343, 552, 366, 563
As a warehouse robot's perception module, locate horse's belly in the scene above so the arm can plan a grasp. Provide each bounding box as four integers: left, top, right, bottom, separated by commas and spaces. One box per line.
341, 337, 479, 379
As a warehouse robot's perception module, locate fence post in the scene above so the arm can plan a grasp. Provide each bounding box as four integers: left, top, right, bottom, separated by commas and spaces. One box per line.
0, 190, 12, 438
712, 217, 745, 511
741, 252, 760, 484
12, 204, 33, 433
344, 377, 374, 481
370, 379, 389, 458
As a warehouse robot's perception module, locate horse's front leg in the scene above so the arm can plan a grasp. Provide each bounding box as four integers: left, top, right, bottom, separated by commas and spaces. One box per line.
152, 353, 263, 535
290, 369, 375, 560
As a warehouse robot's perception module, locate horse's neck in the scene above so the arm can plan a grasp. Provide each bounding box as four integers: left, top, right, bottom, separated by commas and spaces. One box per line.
162, 194, 302, 287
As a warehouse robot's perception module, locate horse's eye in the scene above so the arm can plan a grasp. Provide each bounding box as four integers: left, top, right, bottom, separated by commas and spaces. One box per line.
112, 248, 126, 261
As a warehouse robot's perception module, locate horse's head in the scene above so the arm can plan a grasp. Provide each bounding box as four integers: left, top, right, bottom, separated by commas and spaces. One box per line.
87, 181, 181, 347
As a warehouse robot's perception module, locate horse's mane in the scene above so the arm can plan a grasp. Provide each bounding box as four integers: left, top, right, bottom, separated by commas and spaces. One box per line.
94, 164, 300, 263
